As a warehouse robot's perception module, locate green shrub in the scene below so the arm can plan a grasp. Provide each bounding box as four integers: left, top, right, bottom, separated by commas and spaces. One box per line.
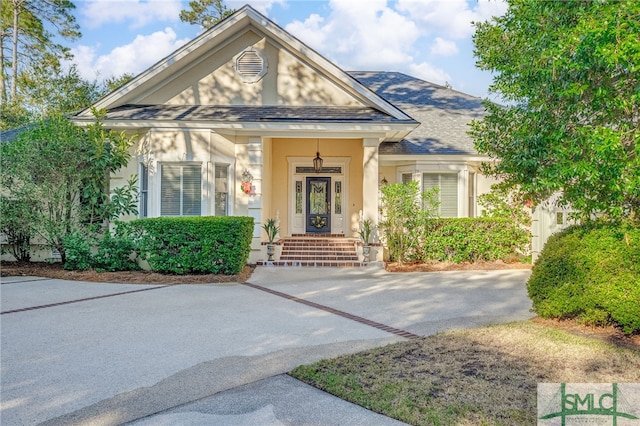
132, 216, 253, 275
63, 222, 140, 272
527, 222, 640, 334
379, 182, 439, 263
92, 221, 140, 272
63, 231, 94, 270
421, 218, 530, 263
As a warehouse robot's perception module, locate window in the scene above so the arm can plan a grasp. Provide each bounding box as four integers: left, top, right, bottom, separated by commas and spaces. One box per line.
161, 164, 201, 216
139, 163, 149, 218
215, 164, 229, 216
468, 172, 475, 218
423, 173, 458, 217
402, 173, 412, 184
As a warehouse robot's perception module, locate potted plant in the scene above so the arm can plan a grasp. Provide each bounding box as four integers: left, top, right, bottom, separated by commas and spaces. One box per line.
262, 218, 279, 261
358, 218, 374, 262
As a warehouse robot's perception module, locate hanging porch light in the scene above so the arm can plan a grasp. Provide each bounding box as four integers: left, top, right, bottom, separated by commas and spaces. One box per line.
313, 138, 323, 173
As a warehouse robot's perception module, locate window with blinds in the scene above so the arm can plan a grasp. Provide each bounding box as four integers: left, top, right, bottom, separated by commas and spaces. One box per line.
422, 173, 458, 217
402, 173, 413, 184
161, 164, 201, 216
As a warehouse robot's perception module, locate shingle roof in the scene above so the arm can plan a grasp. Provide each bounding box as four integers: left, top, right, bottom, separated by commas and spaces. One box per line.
349, 71, 486, 155
104, 104, 414, 124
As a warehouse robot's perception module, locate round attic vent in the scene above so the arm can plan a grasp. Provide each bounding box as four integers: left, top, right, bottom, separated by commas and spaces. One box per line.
233, 48, 267, 83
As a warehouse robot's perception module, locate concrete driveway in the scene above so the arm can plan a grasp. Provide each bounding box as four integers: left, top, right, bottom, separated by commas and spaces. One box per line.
1, 266, 532, 425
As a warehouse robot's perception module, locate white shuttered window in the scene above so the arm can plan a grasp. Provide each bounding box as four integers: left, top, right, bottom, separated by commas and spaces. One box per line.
423, 173, 458, 217
161, 164, 202, 216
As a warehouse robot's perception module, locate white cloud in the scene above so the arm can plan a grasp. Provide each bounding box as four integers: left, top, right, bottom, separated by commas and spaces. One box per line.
430, 37, 458, 56
285, 13, 328, 50
285, 0, 419, 70
71, 28, 190, 81
80, 0, 182, 29
408, 62, 451, 86
396, 0, 507, 39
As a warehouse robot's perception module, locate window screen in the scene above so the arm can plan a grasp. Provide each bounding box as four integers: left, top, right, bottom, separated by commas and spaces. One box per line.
422, 173, 458, 217
161, 164, 201, 216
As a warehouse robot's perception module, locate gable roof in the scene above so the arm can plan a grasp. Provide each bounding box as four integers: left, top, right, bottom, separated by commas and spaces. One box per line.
350, 71, 486, 155
76, 5, 412, 123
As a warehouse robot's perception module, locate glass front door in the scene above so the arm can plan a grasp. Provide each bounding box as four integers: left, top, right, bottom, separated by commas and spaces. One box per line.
306, 177, 331, 233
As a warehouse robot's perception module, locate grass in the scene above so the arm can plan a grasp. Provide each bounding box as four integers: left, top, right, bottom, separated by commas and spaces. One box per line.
290, 321, 640, 426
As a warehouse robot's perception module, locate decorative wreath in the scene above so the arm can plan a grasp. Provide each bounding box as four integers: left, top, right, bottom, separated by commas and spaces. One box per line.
311, 215, 326, 229
240, 169, 254, 195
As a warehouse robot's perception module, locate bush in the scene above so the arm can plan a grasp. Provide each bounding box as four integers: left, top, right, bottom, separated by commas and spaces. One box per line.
379, 182, 439, 263
527, 222, 640, 334
421, 218, 530, 263
63, 231, 95, 271
92, 222, 140, 272
63, 222, 140, 272
132, 216, 253, 275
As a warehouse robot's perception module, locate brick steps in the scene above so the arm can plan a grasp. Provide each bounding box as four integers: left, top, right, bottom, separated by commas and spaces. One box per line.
258, 235, 363, 267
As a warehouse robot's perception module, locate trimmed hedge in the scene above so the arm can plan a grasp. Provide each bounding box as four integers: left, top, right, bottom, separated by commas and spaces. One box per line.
131, 216, 254, 275
527, 222, 640, 334
419, 218, 530, 263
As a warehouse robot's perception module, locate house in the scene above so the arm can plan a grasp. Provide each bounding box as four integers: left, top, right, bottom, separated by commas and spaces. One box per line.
68, 5, 500, 264
66, 5, 507, 265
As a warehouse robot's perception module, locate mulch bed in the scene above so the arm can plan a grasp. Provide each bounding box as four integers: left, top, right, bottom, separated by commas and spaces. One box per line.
385, 260, 532, 272
1, 262, 255, 284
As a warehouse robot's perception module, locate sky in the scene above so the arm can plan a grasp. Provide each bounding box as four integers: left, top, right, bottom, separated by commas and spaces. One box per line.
67, 0, 508, 99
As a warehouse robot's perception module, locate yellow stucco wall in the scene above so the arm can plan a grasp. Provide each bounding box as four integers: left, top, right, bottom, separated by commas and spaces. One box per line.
270, 138, 363, 236
142, 31, 359, 107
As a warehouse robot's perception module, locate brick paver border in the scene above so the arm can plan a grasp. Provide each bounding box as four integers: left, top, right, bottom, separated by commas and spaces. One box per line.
243, 281, 420, 339
1, 285, 169, 315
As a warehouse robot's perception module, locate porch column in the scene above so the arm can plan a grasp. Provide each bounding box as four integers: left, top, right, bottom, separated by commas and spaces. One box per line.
362, 138, 380, 228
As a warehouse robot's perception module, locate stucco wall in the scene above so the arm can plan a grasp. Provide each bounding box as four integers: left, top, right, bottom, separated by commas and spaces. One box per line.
142, 31, 358, 107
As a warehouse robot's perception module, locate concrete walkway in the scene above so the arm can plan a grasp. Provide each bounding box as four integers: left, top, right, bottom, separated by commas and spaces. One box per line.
1, 266, 532, 425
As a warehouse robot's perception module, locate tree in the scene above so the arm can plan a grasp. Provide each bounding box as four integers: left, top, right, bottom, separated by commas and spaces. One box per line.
0, 0, 80, 103
470, 0, 640, 222
19, 63, 102, 115
179, 0, 235, 28
0, 111, 138, 262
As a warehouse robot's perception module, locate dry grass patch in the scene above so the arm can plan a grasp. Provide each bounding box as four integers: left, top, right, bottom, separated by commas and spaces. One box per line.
290, 321, 640, 426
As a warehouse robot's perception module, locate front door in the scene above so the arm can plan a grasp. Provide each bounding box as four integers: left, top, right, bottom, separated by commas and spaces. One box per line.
306, 177, 331, 233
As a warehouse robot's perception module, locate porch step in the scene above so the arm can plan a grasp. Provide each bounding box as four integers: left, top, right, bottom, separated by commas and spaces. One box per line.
258, 235, 363, 267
